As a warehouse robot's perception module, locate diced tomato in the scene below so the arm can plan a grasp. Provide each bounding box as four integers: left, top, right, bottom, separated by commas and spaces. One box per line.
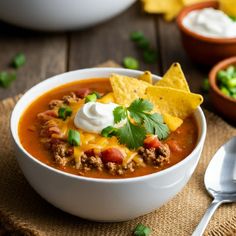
166, 140, 183, 152
101, 148, 124, 164
74, 88, 91, 98
144, 135, 161, 149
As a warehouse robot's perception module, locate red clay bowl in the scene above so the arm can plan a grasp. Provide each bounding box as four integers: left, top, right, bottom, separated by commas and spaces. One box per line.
177, 1, 236, 66
209, 57, 236, 121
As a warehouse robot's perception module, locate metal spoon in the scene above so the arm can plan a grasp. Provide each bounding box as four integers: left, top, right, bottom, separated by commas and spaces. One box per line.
192, 136, 236, 236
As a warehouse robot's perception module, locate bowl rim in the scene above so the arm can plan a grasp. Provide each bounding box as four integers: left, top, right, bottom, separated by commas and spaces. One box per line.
209, 56, 236, 104
176, 0, 236, 44
10, 67, 207, 183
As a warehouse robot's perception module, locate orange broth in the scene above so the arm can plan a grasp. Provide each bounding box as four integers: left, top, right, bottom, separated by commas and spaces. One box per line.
18, 78, 198, 179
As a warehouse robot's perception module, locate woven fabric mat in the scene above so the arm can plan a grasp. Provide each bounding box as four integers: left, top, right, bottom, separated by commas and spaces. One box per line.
1, 62, 236, 236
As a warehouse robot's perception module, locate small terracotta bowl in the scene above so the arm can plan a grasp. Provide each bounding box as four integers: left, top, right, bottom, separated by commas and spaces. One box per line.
177, 1, 236, 65
209, 57, 236, 121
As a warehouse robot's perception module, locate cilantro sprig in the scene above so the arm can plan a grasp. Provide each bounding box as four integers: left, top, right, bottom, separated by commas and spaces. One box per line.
102, 98, 169, 149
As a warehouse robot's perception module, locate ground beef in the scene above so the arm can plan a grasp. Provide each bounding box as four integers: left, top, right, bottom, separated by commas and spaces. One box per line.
105, 161, 136, 175
138, 143, 170, 167
48, 99, 63, 109
51, 141, 73, 166
79, 154, 104, 171
62, 92, 80, 104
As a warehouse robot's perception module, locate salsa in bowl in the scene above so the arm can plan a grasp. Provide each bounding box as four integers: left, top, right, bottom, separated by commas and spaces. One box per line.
11, 66, 206, 221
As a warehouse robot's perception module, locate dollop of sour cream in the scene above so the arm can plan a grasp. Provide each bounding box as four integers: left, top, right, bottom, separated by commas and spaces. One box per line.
183, 8, 236, 38
74, 102, 118, 133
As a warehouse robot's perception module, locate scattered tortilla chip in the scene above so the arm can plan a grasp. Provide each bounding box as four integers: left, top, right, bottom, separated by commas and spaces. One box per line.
146, 86, 203, 119
139, 71, 152, 84
142, 0, 183, 21
163, 113, 183, 131
155, 63, 190, 92
110, 73, 150, 106
219, 0, 236, 17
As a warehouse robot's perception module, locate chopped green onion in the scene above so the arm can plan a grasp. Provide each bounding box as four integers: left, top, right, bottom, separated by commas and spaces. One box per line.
58, 106, 72, 120
143, 49, 157, 64
85, 93, 97, 103
133, 224, 151, 236
220, 86, 230, 97
123, 57, 139, 70
137, 37, 150, 50
0, 72, 16, 88
12, 53, 26, 69
226, 66, 235, 77
130, 31, 145, 42
91, 91, 102, 99
217, 70, 228, 80
101, 126, 118, 137
226, 78, 236, 88
68, 129, 80, 146
201, 78, 210, 93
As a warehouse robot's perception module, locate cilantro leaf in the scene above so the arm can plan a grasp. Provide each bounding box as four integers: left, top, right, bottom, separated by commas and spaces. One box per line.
143, 113, 169, 139
128, 99, 169, 140
113, 106, 127, 123
128, 98, 153, 124
117, 120, 146, 149
129, 98, 153, 113
133, 223, 151, 236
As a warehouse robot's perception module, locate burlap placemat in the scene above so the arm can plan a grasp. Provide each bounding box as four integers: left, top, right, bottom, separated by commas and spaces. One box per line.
0, 62, 236, 236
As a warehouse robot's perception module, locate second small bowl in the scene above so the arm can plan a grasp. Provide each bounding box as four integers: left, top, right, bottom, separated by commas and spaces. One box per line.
209, 57, 236, 121
177, 1, 236, 65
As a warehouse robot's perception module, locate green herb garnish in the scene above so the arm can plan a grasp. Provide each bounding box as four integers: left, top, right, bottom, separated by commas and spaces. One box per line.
201, 78, 210, 93
0, 72, 16, 88
133, 223, 151, 236
104, 98, 169, 149
68, 129, 80, 146
137, 37, 150, 50
85, 93, 97, 103
129, 31, 157, 64
123, 57, 139, 70
143, 49, 158, 64
12, 53, 26, 69
130, 31, 145, 42
58, 106, 72, 120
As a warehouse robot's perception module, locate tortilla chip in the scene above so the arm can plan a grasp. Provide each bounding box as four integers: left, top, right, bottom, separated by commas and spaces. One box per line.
110, 73, 150, 107
142, 0, 183, 21
219, 0, 236, 17
163, 113, 183, 131
183, 0, 208, 5
164, 2, 183, 21
139, 71, 152, 84
146, 86, 203, 119
155, 63, 190, 92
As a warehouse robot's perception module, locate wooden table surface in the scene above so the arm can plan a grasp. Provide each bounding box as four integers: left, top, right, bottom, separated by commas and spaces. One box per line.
0, 2, 214, 111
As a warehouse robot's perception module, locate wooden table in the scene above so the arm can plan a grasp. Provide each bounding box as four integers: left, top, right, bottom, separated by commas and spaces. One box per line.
0, 2, 212, 109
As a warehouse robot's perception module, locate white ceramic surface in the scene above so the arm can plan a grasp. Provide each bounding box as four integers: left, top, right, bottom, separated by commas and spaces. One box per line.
0, 0, 136, 31
10, 68, 207, 221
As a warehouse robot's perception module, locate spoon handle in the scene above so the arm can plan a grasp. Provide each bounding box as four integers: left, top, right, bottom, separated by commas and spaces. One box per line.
192, 199, 223, 236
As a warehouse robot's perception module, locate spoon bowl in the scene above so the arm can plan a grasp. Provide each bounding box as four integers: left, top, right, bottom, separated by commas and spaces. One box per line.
205, 136, 236, 198
192, 136, 236, 235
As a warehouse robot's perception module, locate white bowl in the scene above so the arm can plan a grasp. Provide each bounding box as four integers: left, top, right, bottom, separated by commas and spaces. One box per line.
10, 68, 207, 222
0, 0, 136, 31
